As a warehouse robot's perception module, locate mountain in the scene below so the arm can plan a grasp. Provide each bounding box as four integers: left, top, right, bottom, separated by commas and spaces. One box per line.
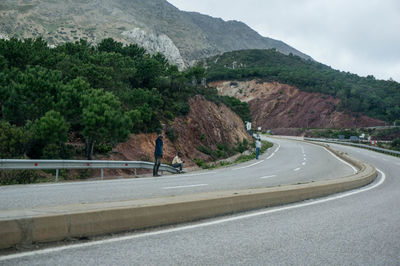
0, 0, 311, 68
204, 49, 400, 123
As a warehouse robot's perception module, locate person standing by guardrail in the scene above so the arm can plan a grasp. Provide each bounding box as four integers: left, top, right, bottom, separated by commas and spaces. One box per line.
153, 134, 163, 177
255, 138, 262, 159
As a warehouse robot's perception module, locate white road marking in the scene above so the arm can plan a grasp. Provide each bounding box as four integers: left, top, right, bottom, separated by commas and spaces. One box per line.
162, 184, 208, 189
232, 160, 264, 170
294, 168, 301, 171
266, 153, 275, 160
323, 147, 357, 174
180, 172, 217, 177
2, 170, 385, 261
260, 175, 277, 179
302, 162, 306, 166
274, 144, 280, 153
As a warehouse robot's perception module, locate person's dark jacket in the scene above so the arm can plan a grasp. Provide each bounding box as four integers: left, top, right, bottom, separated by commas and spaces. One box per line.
154, 136, 163, 157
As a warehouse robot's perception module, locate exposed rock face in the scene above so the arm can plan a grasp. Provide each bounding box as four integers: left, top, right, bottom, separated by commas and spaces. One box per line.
107, 95, 251, 175
122, 28, 186, 69
0, 0, 311, 67
0, 33, 9, 40
211, 80, 385, 130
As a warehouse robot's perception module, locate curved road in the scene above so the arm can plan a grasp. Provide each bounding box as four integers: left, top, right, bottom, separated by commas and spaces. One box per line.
1, 138, 399, 265
0, 138, 355, 210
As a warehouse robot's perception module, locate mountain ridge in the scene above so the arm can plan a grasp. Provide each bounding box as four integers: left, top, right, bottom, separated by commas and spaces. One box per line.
0, 0, 311, 68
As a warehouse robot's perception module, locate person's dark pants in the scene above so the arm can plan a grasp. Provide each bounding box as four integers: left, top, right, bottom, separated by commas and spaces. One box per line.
172, 163, 183, 171
256, 147, 260, 159
153, 156, 162, 176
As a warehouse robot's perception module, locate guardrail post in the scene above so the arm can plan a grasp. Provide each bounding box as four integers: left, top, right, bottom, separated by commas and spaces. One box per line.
101, 169, 104, 180
134, 168, 137, 177
55, 169, 59, 182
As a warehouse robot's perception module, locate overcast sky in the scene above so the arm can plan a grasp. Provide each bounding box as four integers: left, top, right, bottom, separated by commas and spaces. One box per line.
167, 0, 400, 82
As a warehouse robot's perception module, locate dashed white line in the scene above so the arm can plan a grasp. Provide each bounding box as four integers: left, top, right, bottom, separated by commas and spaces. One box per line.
260, 175, 277, 179
302, 162, 306, 166
162, 184, 208, 190
294, 168, 301, 171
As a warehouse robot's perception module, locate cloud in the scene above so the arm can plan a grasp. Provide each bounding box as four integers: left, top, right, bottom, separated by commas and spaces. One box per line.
168, 0, 400, 81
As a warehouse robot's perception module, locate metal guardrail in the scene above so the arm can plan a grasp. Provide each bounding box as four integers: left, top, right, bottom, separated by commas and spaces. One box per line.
304, 138, 400, 156
0, 159, 178, 182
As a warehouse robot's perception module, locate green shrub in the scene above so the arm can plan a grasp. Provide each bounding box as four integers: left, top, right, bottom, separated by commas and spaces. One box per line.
236, 138, 249, 153
0, 170, 40, 185
0, 120, 26, 158
193, 158, 209, 169
392, 138, 400, 151
166, 127, 178, 142
94, 143, 113, 154
197, 145, 215, 159
215, 149, 227, 158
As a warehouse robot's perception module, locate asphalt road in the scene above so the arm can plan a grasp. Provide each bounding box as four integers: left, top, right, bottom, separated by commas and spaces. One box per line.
0, 138, 355, 210
1, 139, 399, 265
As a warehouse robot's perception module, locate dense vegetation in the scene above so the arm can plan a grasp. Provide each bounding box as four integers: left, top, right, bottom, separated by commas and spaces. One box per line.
205, 49, 400, 122
0, 38, 250, 160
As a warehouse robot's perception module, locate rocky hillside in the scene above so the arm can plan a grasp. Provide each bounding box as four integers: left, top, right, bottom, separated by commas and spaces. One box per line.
0, 0, 310, 68
105, 95, 252, 175
211, 80, 385, 131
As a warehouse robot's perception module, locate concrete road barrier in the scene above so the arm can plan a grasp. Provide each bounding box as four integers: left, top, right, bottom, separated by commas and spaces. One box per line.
0, 143, 377, 250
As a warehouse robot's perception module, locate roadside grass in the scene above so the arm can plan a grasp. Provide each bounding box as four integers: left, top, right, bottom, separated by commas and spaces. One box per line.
194, 141, 273, 169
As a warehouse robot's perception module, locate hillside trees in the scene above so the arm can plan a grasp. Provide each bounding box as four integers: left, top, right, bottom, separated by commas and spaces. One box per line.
81, 89, 131, 160
27, 110, 69, 159
0, 37, 249, 160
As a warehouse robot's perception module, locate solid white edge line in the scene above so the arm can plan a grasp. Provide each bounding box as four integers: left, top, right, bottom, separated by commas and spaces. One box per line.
323, 147, 358, 174
274, 144, 280, 153
232, 160, 264, 170
0, 170, 385, 261
266, 153, 275, 160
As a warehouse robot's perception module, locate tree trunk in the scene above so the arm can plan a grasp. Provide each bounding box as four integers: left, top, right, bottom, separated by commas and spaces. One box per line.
86, 138, 95, 160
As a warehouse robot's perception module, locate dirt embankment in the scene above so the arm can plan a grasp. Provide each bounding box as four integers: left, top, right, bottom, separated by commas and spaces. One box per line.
210, 80, 385, 133
104, 95, 252, 176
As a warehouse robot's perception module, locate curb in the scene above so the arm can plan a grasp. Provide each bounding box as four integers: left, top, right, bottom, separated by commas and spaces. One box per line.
0, 144, 377, 250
